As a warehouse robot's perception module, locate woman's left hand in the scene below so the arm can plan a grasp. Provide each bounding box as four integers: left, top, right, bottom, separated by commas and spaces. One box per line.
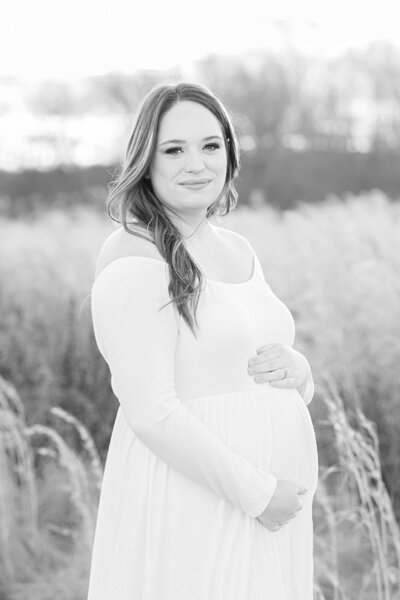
247, 343, 312, 392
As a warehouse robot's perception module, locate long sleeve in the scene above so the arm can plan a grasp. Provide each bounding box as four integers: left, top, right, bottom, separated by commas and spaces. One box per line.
90, 257, 277, 518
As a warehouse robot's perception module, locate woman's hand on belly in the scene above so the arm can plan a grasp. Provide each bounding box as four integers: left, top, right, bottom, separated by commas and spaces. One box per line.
247, 344, 312, 392
256, 480, 308, 531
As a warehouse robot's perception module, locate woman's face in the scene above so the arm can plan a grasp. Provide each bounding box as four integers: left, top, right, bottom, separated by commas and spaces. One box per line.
149, 100, 228, 220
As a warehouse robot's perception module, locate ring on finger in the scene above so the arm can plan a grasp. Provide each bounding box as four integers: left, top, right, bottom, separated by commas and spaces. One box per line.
282, 367, 289, 379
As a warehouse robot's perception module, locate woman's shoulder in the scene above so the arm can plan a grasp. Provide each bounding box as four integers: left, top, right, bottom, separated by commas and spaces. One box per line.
210, 224, 255, 254
94, 226, 165, 280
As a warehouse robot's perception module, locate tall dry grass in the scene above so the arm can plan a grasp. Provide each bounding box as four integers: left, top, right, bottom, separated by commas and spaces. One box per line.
0, 190, 399, 597
313, 375, 400, 599
0, 375, 103, 600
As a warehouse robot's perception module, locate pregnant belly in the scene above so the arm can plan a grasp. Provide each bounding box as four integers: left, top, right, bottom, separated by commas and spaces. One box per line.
185, 388, 319, 494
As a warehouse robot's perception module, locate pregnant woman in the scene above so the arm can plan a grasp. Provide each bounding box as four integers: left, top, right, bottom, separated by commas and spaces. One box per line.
87, 82, 319, 600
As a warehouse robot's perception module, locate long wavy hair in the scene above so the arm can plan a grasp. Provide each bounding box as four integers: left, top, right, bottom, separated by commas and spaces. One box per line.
106, 82, 241, 337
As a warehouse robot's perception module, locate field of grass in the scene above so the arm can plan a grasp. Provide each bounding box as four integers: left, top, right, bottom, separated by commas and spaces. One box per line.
0, 190, 399, 598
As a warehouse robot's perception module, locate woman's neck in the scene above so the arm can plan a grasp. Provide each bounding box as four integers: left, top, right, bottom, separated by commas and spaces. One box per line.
171, 213, 214, 246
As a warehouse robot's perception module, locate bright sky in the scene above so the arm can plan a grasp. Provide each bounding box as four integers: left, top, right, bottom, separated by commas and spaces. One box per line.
2, 0, 400, 80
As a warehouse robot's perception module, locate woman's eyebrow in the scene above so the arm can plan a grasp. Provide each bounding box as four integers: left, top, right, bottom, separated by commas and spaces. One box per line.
159, 135, 223, 146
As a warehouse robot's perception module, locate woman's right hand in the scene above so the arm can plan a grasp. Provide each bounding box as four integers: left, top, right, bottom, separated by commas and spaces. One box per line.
256, 480, 308, 531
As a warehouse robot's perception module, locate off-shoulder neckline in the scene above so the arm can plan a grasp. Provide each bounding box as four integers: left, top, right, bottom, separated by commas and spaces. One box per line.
92, 254, 257, 289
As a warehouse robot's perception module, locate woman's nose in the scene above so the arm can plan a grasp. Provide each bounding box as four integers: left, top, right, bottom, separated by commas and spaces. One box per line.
184, 151, 205, 172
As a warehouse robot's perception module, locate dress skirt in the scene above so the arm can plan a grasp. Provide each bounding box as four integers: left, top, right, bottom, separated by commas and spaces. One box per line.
87, 387, 318, 600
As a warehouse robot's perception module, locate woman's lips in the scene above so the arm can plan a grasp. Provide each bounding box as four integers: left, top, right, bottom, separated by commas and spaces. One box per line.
179, 180, 211, 190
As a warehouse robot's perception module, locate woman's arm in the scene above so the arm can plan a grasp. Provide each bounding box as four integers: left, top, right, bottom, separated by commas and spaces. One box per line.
91, 257, 277, 518
297, 368, 315, 405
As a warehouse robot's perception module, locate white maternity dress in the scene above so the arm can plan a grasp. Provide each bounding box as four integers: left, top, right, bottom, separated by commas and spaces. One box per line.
86, 237, 319, 600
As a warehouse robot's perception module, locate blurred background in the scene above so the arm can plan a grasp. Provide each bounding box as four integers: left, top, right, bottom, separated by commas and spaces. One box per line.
1, 1, 399, 598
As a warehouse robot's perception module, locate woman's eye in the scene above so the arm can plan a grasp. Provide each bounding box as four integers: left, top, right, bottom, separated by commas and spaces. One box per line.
164, 143, 220, 155
204, 143, 220, 151
164, 147, 183, 155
